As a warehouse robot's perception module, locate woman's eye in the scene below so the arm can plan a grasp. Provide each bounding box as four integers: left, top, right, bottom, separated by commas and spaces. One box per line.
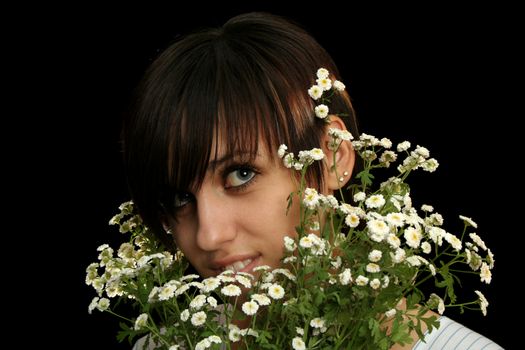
225, 168, 256, 188
174, 192, 193, 208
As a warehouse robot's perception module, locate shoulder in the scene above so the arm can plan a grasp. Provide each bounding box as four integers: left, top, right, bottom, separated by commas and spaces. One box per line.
413, 316, 504, 350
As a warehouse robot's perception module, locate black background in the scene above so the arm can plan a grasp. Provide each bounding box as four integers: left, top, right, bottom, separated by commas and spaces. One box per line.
29, 3, 518, 348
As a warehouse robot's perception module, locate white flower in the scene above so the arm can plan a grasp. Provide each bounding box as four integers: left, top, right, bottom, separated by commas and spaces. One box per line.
469, 233, 488, 251
242, 301, 259, 316
283, 256, 297, 263
277, 144, 288, 158
97, 244, 110, 252
296, 327, 304, 335
387, 234, 401, 249
262, 272, 275, 283
367, 220, 389, 242
428, 264, 436, 276
316, 77, 332, 91
397, 141, 411, 152
380, 138, 392, 148
191, 311, 207, 326
88, 297, 99, 314
97, 298, 110, 312
169, 346, 180, 350
207, 335, 221, 344
382, 275, 390, 288
331, 256, 342, 269
445, 232, 462, 251
369, 278, 381, 290
428, 227, 445, 246
404, 227, 422, 249
268, 283, 285, 299
469, 251, 483, 271
235, 275, 252, 289
310, 317, 325, 329
480, 262, 492, 284
315, 104, 329, 119
134, 313, 148, 330
180, 309, 190, 322
465, 248, 472, 264
459, 215, 478, 228
207, 296, 218, 308
414, 145, 430, 158
379, 150, 396, 165
189, 294, 207, 310
365, 194, 386, 209
422, 158, 439, 172
175, 284, 190, 296
253, 265, 271, 272
299, 236, 314, 248
429, 293, 445, 315
366, 263, 381, 273
316, 68, 329, 79
329, 128, 353, 142
292, 337, 306, 350
487, 249, 495, 269
158, 284, 177, 301
339, 268, 352, 285
283, 153, 294, 168
385, 308, 397, 318
251, 293, 271, 306
385, 213, 405, 227
333, 80, 346, 91
201, 277, 221, 293
221, 284, 242, 297
228, 324, 241, 342
428, 213, 444, 226
475, 290, 489, 316
392, 248, 406, 263
368, 250, 383, 262
195, 338, 210, 350
355, 275, 369, 286
421, 241, 432, 254
345, 213, 360, 228
353, 191, 366, 202
308, 85, 323, 100
309, 148, 325, 160
406, 255, 422, 267
274, 268, 296, 281
303, 188, 320, 209
421, 204, 434, 213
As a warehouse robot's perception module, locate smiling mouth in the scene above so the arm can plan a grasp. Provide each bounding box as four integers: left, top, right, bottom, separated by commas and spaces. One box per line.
221, 256, 261, 273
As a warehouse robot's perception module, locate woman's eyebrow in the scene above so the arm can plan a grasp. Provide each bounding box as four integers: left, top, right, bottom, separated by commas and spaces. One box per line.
208, 151, 260, 169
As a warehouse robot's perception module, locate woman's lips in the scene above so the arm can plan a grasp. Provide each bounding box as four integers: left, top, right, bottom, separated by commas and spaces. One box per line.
217, 255, 262, 273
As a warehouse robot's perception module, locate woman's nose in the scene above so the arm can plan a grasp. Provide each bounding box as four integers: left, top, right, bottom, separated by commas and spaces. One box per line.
195, 188, 237, 251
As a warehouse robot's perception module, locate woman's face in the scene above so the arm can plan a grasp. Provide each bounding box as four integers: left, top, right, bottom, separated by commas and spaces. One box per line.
167, 139, 301, 278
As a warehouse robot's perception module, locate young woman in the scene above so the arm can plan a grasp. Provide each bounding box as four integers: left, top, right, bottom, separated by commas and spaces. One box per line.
123, 12, 502, 350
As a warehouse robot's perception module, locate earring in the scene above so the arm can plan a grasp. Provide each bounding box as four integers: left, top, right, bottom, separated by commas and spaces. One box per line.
339, 171, 349, 182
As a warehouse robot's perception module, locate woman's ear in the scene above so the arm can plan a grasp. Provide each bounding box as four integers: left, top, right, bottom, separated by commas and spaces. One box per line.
321, 115, 356, 192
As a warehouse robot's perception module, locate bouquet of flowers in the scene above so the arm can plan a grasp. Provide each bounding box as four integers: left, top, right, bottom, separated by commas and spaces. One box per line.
86, 69, 494, 350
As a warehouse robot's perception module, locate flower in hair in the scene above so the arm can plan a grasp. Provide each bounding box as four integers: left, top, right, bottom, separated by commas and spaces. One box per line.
308, 68, 347, 120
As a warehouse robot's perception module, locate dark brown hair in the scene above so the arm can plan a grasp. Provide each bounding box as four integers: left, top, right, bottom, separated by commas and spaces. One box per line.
123, 12, 358, 248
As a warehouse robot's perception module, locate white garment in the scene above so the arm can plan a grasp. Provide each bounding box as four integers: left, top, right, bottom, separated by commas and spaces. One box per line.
413, 316, 503, 350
